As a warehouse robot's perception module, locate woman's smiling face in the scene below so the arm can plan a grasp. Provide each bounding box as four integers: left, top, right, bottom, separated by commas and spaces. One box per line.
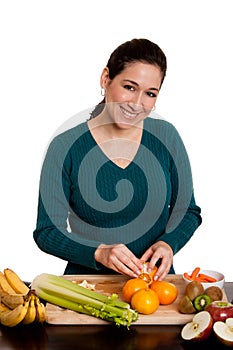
100, 61, 163, 129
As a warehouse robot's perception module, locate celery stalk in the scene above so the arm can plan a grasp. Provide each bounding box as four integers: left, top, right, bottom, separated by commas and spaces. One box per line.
36, 273, 129, 309
31, 273, 138, 327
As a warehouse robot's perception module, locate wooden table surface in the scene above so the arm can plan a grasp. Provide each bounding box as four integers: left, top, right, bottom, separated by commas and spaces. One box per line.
0, 282, 232, 350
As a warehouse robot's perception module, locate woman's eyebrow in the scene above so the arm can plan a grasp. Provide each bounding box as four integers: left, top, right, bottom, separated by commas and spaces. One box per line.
122, 79, 159, 91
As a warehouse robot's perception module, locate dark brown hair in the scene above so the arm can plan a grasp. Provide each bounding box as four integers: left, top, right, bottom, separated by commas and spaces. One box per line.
90, 38, 167, 118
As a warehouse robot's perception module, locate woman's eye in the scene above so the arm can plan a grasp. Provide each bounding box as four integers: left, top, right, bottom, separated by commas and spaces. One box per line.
147, 91, 157, 98
123, 84, 135, 91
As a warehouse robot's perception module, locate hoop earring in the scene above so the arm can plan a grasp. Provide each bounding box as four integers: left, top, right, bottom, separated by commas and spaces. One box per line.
101, 87, 106, 96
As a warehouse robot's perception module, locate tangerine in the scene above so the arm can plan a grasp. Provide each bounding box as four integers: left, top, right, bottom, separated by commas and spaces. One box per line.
138, 262, 158, 284
131, 288, 160, 314
122, 278, 148, 303
150, 280, 178, 305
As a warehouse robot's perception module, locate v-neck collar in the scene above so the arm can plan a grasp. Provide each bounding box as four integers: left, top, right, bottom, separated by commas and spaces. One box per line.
86, 121, 145, 171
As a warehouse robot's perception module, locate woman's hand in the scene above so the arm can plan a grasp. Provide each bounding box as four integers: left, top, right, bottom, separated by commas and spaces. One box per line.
94, 243, 144, 278
140, 241, 173, 281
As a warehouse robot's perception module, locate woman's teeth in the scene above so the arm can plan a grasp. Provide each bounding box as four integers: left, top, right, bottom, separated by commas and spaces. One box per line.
120, 106, 138, 119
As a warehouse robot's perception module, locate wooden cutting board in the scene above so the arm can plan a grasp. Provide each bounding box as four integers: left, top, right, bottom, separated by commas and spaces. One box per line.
45, 274, 227, 325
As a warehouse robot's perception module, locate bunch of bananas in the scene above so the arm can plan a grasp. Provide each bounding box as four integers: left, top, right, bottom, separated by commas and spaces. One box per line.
0, 268, 46, 327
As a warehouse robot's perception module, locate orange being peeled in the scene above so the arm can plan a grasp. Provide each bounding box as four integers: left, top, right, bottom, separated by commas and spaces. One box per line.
138, 262, 158, 284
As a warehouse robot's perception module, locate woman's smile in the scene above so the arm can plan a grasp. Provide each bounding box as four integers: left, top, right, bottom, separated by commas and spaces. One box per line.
119, 105, 141, 120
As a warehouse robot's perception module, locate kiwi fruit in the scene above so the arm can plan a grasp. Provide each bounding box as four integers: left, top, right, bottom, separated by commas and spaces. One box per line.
205, 286, 223, 301
178, 295, 196, 314
193, 294, 212, 311
185, 280, 204, 301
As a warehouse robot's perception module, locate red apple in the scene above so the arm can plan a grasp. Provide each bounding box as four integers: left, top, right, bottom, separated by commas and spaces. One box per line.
181, 311, 213, 341
213, 317, 233, 346
205, 301, 233, 322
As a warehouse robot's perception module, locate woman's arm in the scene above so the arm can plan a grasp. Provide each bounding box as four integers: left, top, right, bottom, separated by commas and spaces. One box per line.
33, 133, 100, 271
141, 120, 202, 279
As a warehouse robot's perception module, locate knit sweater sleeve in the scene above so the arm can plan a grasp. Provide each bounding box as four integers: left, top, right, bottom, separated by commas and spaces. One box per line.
154, 122, 202, 254
33, 131, 101, 271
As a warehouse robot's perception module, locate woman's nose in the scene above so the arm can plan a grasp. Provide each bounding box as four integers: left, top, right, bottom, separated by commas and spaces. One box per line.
129, 92, 144, 110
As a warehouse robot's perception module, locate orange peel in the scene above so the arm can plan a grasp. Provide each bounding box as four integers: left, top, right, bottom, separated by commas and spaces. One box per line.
138, 262, 157, 285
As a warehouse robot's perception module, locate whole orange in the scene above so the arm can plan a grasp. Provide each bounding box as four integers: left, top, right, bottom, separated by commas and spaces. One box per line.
150, 280, 178, 305
131, 288, 159, 314
122, 278, 148, 303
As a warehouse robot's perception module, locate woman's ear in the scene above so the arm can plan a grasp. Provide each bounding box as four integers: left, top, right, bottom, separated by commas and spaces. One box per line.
100, 67, 110, 89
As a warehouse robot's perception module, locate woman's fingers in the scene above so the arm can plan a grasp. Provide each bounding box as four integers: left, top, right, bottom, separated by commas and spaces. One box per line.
152, 256, 172, 281
95, 243, 143, 277
140, 241, 173, 281
112, 245, 144, 276
95, 241, 173, 280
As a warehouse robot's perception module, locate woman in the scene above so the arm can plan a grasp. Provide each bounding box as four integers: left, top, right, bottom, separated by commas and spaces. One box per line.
33, 38, 201, 281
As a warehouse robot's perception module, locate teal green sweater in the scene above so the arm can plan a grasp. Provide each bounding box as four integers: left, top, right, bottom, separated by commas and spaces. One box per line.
33, 117, 201, 274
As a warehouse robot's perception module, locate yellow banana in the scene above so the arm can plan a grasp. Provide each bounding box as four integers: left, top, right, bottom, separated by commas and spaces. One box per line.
35, 296, 46, 323
0, 271, 16, 294
0, 299, 29, 327
23, 295, 36, 324
0, 301, 11, 312
1, 293, 25, 309
0, 284, 8, 298
4, 268, 29, 295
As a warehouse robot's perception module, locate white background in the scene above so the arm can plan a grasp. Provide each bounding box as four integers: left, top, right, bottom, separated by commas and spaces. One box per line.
1, 0, 232, 283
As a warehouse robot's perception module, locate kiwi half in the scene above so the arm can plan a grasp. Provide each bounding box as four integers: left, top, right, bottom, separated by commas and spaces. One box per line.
178, 295, 196, 314
193, 294, 212, 311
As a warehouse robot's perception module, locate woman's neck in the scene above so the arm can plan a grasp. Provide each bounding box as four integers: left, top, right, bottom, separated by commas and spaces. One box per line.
87, 113, 144, 142
87, 114, 144, 169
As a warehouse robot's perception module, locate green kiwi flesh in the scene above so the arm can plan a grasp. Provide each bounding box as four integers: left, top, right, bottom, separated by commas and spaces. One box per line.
193, 294, 212, 311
